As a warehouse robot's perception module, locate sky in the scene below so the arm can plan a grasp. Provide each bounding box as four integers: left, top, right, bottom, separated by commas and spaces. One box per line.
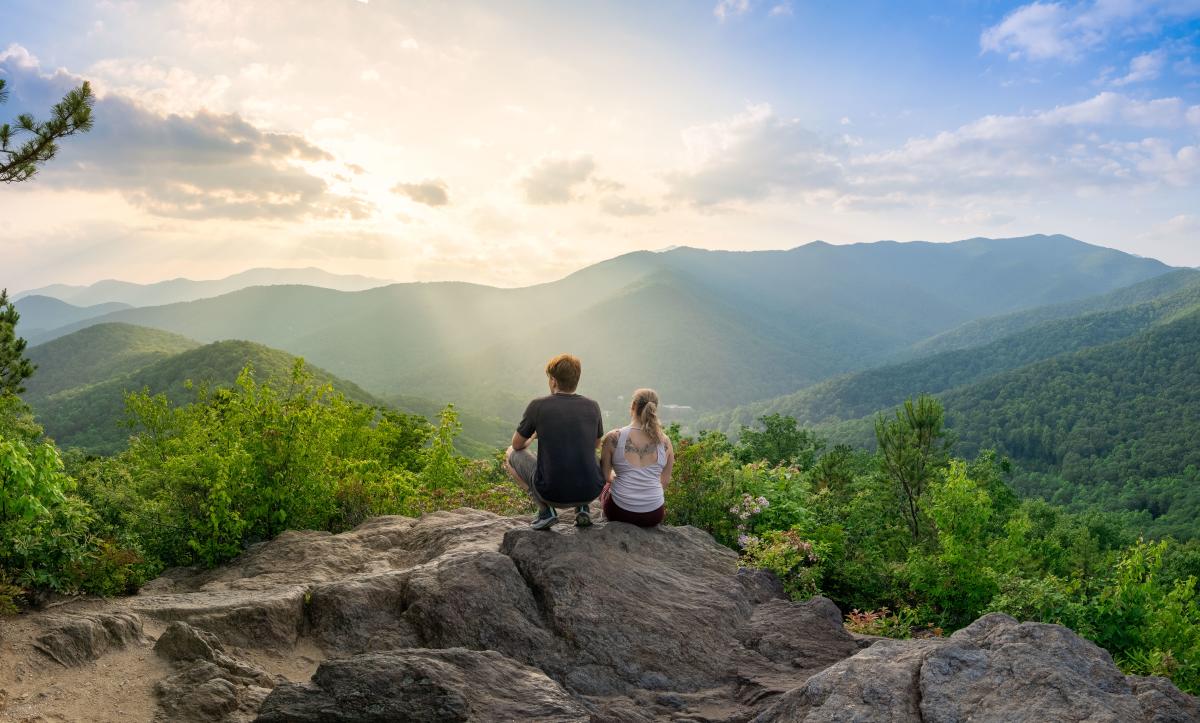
1, 0, 1198, 291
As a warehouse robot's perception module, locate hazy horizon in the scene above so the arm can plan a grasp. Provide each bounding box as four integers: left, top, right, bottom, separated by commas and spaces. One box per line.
3, 1, 1199, 290
10, 232, 1188, 296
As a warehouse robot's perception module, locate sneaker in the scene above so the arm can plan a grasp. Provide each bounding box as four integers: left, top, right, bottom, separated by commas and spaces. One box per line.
574, 505, 592, 527
531, 507, 558, 530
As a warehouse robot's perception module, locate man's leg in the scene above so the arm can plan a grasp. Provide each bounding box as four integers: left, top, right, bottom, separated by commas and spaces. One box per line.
505, 446, 553, 517
504, 447, 541, 502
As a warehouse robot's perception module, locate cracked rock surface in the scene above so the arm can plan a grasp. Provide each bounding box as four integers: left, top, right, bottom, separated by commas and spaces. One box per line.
3, 509, 1197, 721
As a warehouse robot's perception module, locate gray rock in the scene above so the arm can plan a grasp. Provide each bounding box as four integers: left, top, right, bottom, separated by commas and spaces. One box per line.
154, 621, 276, 687
99, 509, 1195, 722
153, 622, 279, 722
500, 522, 756, 694
753, 614, 1200, 723
255, 648, 589, 722
33, 611, 145, 666
737, 567, 788, 604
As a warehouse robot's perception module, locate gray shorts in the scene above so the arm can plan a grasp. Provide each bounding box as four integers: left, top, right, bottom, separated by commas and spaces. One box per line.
507, 447, 591, 509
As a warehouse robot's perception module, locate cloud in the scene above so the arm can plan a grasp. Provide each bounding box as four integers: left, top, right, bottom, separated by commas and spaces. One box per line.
1, 46, 371, 221
518, 155, 596, 204
666, 103, 844, 205
1111, 49, 1167, 86
981, 1, 1200, 62
853, 92, 1200, 195
768, 3, 793, 17
392, 179, 450, 206
600, 196, 656, 216
714, 0, 752, 21
664, 93, 1200, 210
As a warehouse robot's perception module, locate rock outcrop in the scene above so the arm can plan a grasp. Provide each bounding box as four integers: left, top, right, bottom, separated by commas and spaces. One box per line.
32, 610, 147, 667
5, 508, 1197, 722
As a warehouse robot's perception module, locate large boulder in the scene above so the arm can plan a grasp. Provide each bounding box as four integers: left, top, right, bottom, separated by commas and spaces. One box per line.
753, 613, 1200, 723
255, 648, 589, 722
499, 522, 760, 695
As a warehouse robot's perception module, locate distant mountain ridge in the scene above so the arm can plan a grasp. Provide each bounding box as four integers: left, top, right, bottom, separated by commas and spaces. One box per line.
14, 267, 393, 307
21, 235, 1174, 420
701, 267, 1200, 435
13, 295, 133, 336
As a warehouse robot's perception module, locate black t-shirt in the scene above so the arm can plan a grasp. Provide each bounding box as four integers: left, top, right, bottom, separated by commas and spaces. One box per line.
517, 393, 604, 503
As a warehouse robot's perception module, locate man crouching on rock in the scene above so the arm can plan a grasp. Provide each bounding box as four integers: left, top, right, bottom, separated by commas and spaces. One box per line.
505, 353, 605, 530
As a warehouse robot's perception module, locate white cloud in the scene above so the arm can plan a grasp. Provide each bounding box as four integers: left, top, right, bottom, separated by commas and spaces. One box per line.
768, 3, 793, 17
517, 155, 597, 204
665, 93, 1200, 210
981, 1, 1200, 62
667, 103, 844, 205
600, 196, 656, 216
1111, 49, 1167, 86
714, 0, 752, 22
392, 179, 450, 206
1, 46, 370, 221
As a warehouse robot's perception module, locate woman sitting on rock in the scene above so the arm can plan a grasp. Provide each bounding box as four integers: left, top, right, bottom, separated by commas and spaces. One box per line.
599, 388, 674, 527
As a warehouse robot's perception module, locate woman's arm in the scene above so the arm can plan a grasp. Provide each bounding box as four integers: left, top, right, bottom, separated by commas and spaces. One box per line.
660, 436, 674, 490
600, 429, 618, 484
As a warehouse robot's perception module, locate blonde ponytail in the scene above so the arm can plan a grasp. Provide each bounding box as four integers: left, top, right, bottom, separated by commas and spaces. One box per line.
632, 388, 662, 443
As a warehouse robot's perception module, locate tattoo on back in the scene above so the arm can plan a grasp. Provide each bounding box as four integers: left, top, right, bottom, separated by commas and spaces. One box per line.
624, 438, 656, 456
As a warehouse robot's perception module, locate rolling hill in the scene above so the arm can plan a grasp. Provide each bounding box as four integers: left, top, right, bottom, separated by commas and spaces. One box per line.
24, 323, 201, 403
906, 268, 1200, 357
31, 337, 383, 454
701, 269, 1200, 435
23, 324, 511, 456
25, 235, 1174, 421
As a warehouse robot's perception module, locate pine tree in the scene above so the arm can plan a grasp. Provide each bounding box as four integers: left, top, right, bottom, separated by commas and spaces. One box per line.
0, 78, 95, 183
0, 290, 36, 396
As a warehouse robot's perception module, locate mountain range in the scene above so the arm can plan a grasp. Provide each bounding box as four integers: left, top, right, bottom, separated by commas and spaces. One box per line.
17, 235, 1172, 423
19, 232, 1200, 536
13, 267, 392, 308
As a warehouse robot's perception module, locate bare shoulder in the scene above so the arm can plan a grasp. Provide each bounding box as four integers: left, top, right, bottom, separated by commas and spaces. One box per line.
602, 428, 621, 448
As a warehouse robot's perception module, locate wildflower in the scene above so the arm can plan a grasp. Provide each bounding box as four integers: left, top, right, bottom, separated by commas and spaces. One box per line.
737, 534, 758, 549
756, 496, 769, 507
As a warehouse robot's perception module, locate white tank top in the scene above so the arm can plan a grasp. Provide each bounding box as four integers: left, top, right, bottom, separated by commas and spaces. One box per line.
610, 425, 667, 513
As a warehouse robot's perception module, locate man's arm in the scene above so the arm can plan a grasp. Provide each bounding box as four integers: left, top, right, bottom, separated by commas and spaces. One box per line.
512, 400, 538, 451
512, 430, 535, 451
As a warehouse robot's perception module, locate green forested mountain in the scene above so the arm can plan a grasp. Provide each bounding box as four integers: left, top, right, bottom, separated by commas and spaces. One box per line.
26, 235, 1173, 419
785, 309, 1200, 539
15, 267, 391, 308
24, 323, 200, 403
13, 295, 132, 336
31, 337, 382, 454
907, 268, 1200, 357
941, 307, 1200, 483
702, 272, 1200, 435
24, 324, 510, 456
935, 309, 1200, 539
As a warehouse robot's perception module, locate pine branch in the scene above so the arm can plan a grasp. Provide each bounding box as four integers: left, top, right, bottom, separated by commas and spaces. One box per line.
0, 81, 95, 183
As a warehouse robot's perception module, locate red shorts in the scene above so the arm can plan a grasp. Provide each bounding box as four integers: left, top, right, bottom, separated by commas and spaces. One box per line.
600, 483, 665, 527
